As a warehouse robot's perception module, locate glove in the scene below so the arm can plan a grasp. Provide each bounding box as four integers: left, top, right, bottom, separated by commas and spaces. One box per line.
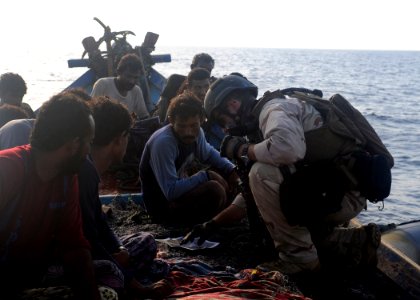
181, 220, 219, 246
220, 135, 248, 160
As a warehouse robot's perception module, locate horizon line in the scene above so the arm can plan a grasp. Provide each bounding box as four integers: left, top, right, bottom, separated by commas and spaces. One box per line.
156, 45, 420, 52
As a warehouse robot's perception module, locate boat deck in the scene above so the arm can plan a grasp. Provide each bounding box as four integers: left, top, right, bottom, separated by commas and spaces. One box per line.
98, 168, 419, 299
104, 199, 416, 300
99, 165, 141, 196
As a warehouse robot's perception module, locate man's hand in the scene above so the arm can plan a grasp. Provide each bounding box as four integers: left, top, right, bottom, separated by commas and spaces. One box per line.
207, 170, 229, 193
227, 169, 241, 194
181, 220, 218, 246
112, 247, 130, 268
145, 279, 174, 299
129, 278, 174, 299
220, 135, 248, 160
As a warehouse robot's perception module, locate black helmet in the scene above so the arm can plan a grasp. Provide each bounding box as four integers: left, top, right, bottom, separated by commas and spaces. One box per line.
204, 74, 258, 119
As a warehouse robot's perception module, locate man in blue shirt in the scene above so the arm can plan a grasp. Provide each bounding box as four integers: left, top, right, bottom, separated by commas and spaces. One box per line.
139, 93, 240, 225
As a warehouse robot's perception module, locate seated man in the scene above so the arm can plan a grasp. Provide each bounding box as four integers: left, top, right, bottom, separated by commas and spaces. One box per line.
159, 67, 225, 150
181, 67, 225, 150
0, 72, 35, 118
79, 96, 172, 298
0, 118, 35, 150
0, 103, 29, 128
0, 88, 90, 151
0, 92, 101, 299
139, 93, 240, 225
153, 53, 216, 122
179, 67, 211, 104
159, 67, 211, 123
91, 53, 150, 120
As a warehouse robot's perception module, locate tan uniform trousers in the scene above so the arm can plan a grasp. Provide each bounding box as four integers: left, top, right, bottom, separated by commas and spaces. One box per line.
249, 161, 366, 264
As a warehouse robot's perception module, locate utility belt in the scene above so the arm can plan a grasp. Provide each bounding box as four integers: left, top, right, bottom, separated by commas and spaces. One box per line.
279, 150, 391, 226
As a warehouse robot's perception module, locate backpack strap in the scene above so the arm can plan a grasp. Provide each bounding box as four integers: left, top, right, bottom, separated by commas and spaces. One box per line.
251, 90, 285, 120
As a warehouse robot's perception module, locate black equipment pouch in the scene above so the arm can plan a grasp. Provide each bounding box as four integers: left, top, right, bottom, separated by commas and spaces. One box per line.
279, 151, 392, 227
279, 161, 349, 226
350, 151, 392, 203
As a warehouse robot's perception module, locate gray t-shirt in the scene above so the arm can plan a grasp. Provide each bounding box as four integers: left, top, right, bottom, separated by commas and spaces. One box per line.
0, 118, 35, 150
91, 77, 150, 119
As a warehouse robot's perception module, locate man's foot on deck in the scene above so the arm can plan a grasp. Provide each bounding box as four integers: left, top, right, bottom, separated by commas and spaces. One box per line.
256, 258, 321, 275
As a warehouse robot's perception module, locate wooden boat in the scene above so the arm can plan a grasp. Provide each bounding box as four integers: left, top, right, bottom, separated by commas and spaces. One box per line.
98, 191, 420, 299
66, 17, 170, 107
67, 18, 420, 299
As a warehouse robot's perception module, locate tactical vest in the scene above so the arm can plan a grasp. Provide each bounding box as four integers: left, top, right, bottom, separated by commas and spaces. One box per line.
251, 89, 393, 167
251, 89, 393, 206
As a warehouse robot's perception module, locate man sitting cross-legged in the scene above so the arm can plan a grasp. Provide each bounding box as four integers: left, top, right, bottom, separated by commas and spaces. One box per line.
0, 92, 101, 299
78, 96, 173, 299
139, 93, 242, 225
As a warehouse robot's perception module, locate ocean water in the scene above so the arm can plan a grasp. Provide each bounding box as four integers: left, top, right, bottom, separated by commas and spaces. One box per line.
3, 47, 420, 226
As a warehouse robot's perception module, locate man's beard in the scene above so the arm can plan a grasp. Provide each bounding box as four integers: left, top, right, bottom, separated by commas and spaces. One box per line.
123, 82, 135, 91
61, 149, 87, 175
180, 135, 196, 144
172, 127, 197, 145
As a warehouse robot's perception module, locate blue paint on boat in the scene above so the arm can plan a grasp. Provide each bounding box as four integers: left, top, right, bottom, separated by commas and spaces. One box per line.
100, 193, 143, 205
65, 57, 169, 105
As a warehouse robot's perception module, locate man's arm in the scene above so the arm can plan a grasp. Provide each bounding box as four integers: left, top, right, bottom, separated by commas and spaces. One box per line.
253, 101, 307, 166
57, 176, 100, 299
148, 132, 208, 200
182, 202, 247, 245
133, 86, 150, 119
90, 78, 106, 97
213, 202, 247, 225
197, 129, 236, 175
62, 248, 101, 300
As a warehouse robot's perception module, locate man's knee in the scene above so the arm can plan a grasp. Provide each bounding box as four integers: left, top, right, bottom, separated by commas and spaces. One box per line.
325, 191, 366, 224
93, 260, 125, 290
205, 180, 226, 197
249, 162, 283, 186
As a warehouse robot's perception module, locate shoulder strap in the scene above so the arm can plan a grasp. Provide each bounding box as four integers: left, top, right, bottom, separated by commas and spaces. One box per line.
288, 91, 367, 145
330, 94, 394, 168
251, 90, 285, 119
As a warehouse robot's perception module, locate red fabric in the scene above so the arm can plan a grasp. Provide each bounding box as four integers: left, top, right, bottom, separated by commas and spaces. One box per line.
166, 269, 311, 299
0, 145, 90, 266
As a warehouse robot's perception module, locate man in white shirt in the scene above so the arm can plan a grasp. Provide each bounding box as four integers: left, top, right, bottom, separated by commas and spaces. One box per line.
91, 53, 150, 120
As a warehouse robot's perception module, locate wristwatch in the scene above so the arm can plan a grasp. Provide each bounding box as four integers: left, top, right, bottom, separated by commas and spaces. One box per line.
240, 144, 250, 165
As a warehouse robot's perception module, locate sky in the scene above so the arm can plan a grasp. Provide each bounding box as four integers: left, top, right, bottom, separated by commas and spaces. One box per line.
1, 0, 420, 52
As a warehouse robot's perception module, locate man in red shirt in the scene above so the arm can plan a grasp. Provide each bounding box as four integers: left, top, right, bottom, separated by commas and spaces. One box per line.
0, 92, 100, 299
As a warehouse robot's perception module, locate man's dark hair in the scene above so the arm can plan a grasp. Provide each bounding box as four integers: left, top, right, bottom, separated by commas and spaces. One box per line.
187, 68, 211, 83
65, 88, 92, 102
176, 68, 211, 95
191, 53, 215, 69
0, 104, 29, 127
30, 92, 92, 151
167, 92, 205, 122
90, 96, 132, 146
0, 73, 27, 102
116, 53, 143, 74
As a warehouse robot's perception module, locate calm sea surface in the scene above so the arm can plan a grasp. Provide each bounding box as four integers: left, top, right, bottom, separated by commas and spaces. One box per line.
3, 47, 420, 226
